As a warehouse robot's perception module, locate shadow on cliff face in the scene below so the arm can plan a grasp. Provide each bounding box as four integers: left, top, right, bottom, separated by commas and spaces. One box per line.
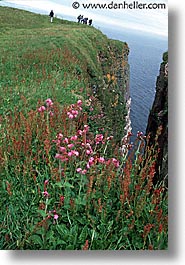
145, 52, 168, 187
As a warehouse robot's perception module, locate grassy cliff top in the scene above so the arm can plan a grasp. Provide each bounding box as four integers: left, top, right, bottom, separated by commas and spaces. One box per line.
0, 6, 129, 142
0, 6, 128, 111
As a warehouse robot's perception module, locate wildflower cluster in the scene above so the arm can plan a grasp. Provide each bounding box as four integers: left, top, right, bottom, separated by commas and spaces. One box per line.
38, 98, 54, 116
67, 100, 82, 119
1, 97, 168, 250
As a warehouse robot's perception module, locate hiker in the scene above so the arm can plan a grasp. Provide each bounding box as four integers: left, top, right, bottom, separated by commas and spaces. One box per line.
77, 14, 83, 23
89, 19, 92, 26
49, 10, 54, 23
82, 17, 88, 24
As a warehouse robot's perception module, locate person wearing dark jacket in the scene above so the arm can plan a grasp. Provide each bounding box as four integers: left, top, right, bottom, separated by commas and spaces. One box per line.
49, 10, 54, 23
77, 14, 83, 23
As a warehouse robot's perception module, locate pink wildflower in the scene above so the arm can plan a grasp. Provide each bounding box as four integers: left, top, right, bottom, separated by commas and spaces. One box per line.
68, 114, 74, 119
81, 169, 87, 175
59, 147, 66, 153
83, 125, 89, 133
63, 138, 69, 144
60, 156, 69, 162
58, 133, 63, 139
86, 150, 91, 155
77, 99, 82, 106
55, 153, 62, 159
67, 143, 74, 149
98, 157, 105, 164
78, 130, 83, 136
76, 168, 82, 173
107, 136, 113, 140
44, 180, 49, 185
45, 98, 53, 107
95, 134, 103, 144
73, 150, 79, 157
87, 157, 94, 168
38, 106, 46, 112
112, 158, 120, 168
71, 110, 78, 116
44, 180, 49, 192
43, 191, 49, 197
70, 135, 78, 141
95, 134, 104, 144
54, 214, 59, 220
55, 154, 68, 162
68, 151, 73, 157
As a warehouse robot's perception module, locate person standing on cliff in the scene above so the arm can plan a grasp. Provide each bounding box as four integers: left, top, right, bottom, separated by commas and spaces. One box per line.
49, 10, 54, 23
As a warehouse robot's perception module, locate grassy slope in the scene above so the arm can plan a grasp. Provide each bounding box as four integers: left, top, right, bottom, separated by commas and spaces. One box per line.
0, 7, 127, 112
0, 7, 168, 250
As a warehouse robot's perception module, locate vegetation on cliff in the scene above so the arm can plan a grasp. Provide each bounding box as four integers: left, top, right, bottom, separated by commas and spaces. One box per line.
0, 7, 167, 250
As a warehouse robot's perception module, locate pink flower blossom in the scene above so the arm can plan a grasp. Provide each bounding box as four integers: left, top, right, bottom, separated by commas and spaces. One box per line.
77, 99, 82, 106
63, 138, 69, 144
68, 151, 73, 157
68, 114, 74, 119
59, 147, 66, 153
67, 143, 74, 149
107, 136, 113, 140
112, 158, 120, 168
45, 98, 53, 107
98, 157, 105, 163
76, 168, 82, 173
70, 135, 78, 141
38, 106, 46, 112
43, 191, 49, 197
86, 150, 91, 155
78, 130, 83, 136
73, 151, 79, 157
55, 154, 68, 162
81, 169, 87, 175
55, 153, 62, 159
60, 156, 69, 162
44, 180, 49, 185
49, 111, 54, 117
87, 157, 94, 168
89, 157, 94, 163
95, 134, 104, 144
58, 133, 63, 139
84, 125, 89, 130
54, 214, 59, 220
71, 110, 78, 116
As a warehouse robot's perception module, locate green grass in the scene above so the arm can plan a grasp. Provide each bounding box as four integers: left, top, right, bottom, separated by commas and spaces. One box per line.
0, 7, 168, 250
0, 7, 129, 142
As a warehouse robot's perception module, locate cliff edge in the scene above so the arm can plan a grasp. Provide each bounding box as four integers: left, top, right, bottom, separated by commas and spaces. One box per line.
146, 52, 168, 186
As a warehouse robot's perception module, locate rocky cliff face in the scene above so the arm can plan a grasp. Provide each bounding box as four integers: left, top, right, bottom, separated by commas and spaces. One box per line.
93, 40, 130, 144
146, 52, 168, 186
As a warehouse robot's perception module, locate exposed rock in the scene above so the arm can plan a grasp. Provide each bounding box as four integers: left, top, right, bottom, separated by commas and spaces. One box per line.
145, 52, 168, 186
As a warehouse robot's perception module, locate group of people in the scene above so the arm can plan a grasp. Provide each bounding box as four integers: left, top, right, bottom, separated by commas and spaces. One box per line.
77, 15, 93, 26
49, 10, 93, 26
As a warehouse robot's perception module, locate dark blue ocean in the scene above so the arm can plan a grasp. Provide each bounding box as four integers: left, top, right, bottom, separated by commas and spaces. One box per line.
99, 25, 168, 136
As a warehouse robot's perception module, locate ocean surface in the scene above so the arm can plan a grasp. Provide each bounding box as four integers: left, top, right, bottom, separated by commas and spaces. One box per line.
0, 1, 168, 137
